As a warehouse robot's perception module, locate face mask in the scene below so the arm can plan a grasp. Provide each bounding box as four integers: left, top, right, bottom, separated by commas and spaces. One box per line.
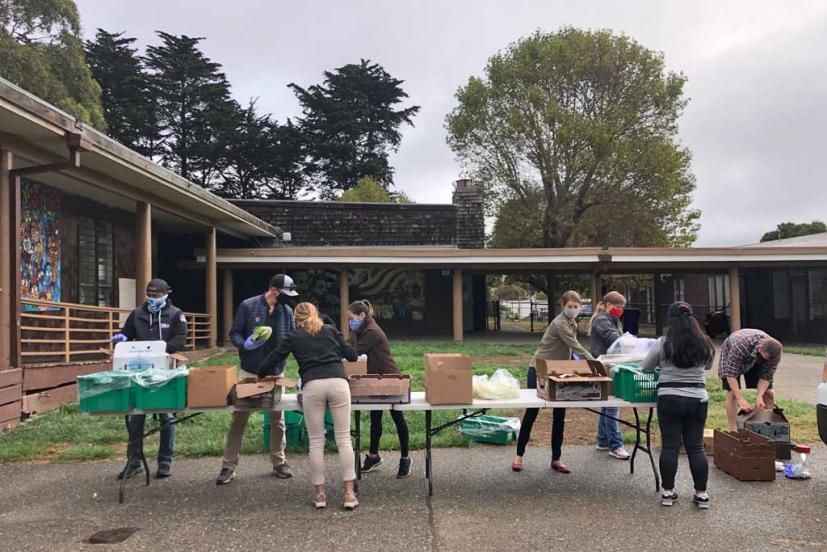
146, 295, 168, 313
609, 306, 624, 318
349, 318, 364, 332
564, 307, 581, 319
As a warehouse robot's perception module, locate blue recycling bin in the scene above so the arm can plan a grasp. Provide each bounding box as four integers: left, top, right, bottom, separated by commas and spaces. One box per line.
622, 308, 641, 336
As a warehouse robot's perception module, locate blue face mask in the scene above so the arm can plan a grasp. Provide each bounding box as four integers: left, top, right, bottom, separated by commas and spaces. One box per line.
146, 295, 168, 313
349, 318, 364, 332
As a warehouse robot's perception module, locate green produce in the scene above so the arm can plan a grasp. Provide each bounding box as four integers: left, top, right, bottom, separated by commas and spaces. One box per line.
252, 325, 273, 342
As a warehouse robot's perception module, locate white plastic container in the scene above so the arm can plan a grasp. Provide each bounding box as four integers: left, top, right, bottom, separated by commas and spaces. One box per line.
112, 341, 170, 372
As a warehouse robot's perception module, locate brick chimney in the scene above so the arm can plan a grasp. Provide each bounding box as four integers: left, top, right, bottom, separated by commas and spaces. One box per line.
452, 179, 484, 249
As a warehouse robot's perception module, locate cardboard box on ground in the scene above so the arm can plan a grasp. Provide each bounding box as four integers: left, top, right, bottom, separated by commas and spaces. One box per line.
187, 366, 237, 407
424, 354, 473, 405
738, 408, 792, 460
713, 429, 776, 481
533, 359, 612, 401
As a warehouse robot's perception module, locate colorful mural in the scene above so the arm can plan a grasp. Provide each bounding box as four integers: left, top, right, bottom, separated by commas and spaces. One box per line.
21, 180, 61, 310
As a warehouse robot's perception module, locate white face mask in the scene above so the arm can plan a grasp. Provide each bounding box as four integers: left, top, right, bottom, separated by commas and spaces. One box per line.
564, 307, 581, 319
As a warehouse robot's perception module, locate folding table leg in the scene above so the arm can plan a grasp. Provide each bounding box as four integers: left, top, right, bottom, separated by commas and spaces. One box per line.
354, 410, 361, 493
425, 410, 433, 497
644, 407, 660, 492
630, 408, 641, 474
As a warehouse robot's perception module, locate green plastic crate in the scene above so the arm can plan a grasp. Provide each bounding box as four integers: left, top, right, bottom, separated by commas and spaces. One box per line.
264, 410, 334, 450
615, 365, 658, 403
133, 372, 187, 410
78, 371, 134, 413
459, 415, 518, 445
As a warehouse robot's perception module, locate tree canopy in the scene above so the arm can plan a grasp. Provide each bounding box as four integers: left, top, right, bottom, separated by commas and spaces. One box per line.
447, 28, 699, 252
0, 0, 105, 127
338, 176, 412, 203
760, 220, 827, 242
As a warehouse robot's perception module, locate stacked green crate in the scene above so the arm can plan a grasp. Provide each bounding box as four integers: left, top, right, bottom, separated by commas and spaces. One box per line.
78, 371, 134, 413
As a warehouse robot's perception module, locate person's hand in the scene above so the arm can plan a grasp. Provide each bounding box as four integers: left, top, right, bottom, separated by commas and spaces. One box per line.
755, 395, 766, 410
737, 397, 752, 413
111, 333, 127, 343
244, 335, 265, 351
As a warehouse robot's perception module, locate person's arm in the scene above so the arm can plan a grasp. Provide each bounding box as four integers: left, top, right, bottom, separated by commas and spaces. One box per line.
257, 334, 292, 378
642, 340, 661, 372
353, 327, 382, 356
165, 310, 188, 354
120, 311, 137, 341
755, 378, 772, 409
229, 301, 248, 351
336, 328, 359, 362
592, 316, 622, 350
726, 376, 752, 413
557, 319, 593, 360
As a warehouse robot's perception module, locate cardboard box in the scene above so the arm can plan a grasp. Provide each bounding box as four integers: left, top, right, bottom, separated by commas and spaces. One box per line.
232, 376, 295, 410
738, 408, 792, 460
424, 354, 473, 405
713, 429, 776, 481
187, 366, 237, 408
349, 374, 411, 404
343, 358, 368, 377
534, 359, 611, 401
703, 429, 715, 456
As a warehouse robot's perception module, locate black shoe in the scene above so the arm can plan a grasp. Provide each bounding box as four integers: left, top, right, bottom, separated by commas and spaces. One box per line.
155, 464, 172, 479
216, 467, 236, 485
361, 454, 383, 473
693, 494, 710, 510
396, 457, 412, 479
117, 463, 144, 480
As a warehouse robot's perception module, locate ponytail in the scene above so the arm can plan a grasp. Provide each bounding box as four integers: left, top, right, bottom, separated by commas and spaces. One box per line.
347, 299, 374, 318
294, 302, 324, 335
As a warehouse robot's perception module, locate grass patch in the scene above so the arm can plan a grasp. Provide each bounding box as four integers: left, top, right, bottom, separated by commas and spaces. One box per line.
785, 345, 826, 358
0, 340, 818, 463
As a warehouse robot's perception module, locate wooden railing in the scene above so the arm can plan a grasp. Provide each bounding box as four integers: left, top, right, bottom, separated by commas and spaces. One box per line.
20, 298, 212, 365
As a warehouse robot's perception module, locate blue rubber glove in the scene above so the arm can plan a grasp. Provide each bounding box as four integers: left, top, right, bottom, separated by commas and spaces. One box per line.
244, 335, 266, 351
571, 352, 583, 361
111, 333, 128, 343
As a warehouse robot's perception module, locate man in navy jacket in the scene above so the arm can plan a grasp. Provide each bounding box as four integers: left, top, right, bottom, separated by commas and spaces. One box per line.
216, 274, 297, 485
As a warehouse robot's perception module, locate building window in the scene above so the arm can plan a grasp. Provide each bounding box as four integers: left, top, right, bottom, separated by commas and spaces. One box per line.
707, 274, 730, 311
772, 270, 790, 320
78, 218, 114, 306
674, 278, 685, 302
809, 269, 827, 321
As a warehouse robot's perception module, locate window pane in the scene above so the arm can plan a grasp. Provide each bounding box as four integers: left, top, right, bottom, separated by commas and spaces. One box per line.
773, 271, 790, 320
808, 269, 827, 321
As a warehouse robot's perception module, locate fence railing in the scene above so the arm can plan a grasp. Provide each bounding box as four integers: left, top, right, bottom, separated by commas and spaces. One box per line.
20, 298, 212, 365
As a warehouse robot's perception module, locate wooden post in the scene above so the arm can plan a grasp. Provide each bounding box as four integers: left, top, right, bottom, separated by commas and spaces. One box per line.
0, 150, 11, 370
591, 272, 602, 314
453, 269, 463, 343
205, 227, 217, 348
9, 174, 20, 368
729, 268, 742, 332
222, 268, 234, 346
63, 306, 70, 363
135, 201, 152, 305
339, 269, 349, 339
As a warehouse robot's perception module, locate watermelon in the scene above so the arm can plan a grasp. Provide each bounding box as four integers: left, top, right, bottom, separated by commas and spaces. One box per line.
252, 325, 273, 342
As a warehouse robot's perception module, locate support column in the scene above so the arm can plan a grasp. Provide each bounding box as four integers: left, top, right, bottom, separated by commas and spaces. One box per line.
206, 227, 217, 348
8, 173, 20, 368
591, 272, 602, 314
135, 202, 152, 305
0, 150, 11, 370
222, 268, 234, 346
729, 268, 742, 332
339, 270, 349, 339
453, 269, 463, 343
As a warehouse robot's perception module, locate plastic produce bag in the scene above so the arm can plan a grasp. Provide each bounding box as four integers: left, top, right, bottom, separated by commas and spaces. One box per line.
131, 367, 188, 388
472, 369, 520, 400
607, 333, 657, 356
77, 371, 133, 399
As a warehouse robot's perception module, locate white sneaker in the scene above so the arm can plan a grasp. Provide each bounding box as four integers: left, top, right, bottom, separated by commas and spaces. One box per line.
775, 461, 785, 472
595, 444, 611, 451
661, 491, 678, 507
609, 447, 631, 460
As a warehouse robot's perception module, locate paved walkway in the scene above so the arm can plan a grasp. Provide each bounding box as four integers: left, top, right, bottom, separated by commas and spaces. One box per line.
1, 446, 824, 551
767, 352, 825, 404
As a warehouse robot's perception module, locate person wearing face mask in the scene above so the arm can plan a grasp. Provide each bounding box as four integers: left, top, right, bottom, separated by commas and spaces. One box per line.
346, 300, 411, 478
512, 291, 593, 474
112, 278, 188, 480
589, 290, 632, 460
215, 273, 297, 485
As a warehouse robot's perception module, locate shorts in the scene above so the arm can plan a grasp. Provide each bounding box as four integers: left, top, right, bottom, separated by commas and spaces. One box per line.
721, 367, 773, 391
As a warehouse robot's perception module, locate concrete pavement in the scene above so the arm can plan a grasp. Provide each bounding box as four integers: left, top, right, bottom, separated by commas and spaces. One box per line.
1, 446, 825, 551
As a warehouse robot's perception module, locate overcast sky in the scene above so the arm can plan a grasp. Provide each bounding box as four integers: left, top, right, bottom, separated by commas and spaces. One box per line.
75, 0, 827, 246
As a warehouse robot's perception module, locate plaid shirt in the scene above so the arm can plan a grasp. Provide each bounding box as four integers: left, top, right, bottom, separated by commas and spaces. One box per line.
718, 329, 779, 382
230, 295, 295, 374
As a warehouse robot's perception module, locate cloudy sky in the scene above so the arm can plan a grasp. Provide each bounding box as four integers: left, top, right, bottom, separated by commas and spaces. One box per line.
75, 0, 827, 246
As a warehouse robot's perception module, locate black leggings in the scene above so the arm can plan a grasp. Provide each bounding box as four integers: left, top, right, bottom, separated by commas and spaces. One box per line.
657, 394, 709, 492
369, 409, 409, 457
515, 366, 565, 462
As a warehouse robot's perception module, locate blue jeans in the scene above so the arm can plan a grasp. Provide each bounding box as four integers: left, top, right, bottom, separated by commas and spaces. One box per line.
596, 407, 623, 450
127, 413, 175, 467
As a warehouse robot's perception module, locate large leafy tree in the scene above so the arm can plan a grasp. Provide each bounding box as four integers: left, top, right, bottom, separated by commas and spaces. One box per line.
0, 0, 105, 127
760, 220, 827, 242
85, 29, 158, 156
338, 175, 412, 203
290, 59, 420, 198
145, 32, 234, 186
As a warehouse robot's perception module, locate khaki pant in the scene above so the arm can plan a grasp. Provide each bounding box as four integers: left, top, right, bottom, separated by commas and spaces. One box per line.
303, 378, 355, 485
222, 369, 286, 470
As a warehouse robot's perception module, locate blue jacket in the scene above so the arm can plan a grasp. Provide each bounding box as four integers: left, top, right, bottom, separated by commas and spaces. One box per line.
230, 295, 294, 375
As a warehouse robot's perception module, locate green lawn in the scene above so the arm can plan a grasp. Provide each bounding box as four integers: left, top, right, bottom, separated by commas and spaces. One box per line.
0, 340, 819, 464
785, 345, 827, 358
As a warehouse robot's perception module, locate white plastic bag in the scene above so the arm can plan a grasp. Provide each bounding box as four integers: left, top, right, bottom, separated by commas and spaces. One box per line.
472, 369, 520, 400
607, 333, 657, 355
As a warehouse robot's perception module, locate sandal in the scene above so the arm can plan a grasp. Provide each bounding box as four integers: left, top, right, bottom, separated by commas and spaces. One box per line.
551, 461, 571, 474
511, 458, 524, 472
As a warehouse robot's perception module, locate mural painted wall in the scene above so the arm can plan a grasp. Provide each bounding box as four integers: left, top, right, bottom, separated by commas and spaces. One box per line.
20, 180, 61, 309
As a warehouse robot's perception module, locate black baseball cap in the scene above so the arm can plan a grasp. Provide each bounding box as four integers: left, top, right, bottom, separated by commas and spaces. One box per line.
147, 278, 171, 294
269, 274, 298, 296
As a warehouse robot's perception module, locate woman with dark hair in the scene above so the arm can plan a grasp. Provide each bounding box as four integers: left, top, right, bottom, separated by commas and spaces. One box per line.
346, 299, 412, 479
643, 302, 715, 509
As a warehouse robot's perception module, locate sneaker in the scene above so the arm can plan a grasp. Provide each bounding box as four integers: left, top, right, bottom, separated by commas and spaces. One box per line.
117, 463, 144, 480
314, 490, 327, 509
344, 493, 359, 510
661, 491, 678, 507
155, 464, 171, 479
609, 447, 631, 460
693, 494, 710, 510
362, 454, 383, 473
775, 461, 785, 472
396, 457, 412, 479
595, 444, 611, 451
273, 463, 293, 479
216, 467, 236, 485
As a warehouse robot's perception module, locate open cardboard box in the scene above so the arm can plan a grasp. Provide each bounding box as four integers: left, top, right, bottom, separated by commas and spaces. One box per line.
349, 374, 411, 404
343, 358, 368, 377
713, 429, 776, 481
738, 407, 792, 460
534, 359, 612, 401
424, 354, 473, 405
233, 375, 296, 410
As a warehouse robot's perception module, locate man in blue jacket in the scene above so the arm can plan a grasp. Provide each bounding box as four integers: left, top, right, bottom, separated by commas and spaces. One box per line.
216, 274, 297, 485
